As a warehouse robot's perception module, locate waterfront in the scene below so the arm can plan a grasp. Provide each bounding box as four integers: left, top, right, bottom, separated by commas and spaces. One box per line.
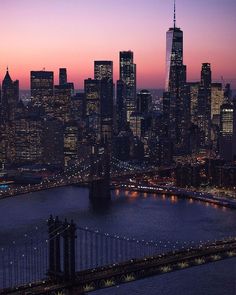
0, 186, 236, 294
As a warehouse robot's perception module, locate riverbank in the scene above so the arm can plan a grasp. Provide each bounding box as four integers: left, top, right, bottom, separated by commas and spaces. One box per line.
114, 184, 236, 210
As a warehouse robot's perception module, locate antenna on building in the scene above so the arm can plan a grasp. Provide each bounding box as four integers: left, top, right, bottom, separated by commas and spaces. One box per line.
174, 0, 176, 28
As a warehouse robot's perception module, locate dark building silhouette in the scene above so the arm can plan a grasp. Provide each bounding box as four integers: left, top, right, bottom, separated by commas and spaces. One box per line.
137, 90, 152, 114
1, 68, 19, 123
129, 112, 144, 139
42, 118, 64, 168
113, 131, 131, 161
211, 82, 224, 126
188, 82, 200, 125
59, 68, 67, 85
219, 100, 234, 162
116, 79, 127, 132
164, 3, 189, 155
94, 61, 113, 80
54, 83, 74, 123
165, 4, 183, 91
119, 51, 136, 122
84, 78, 101, 142
71, 93, 85, 121
233, 97, 236, 160
100, 78, 114, 141
94, 61, 114, 142
14, 112, 43, 164
197, 63, 212, 148
31, 71, 54, 115
0, 69, 19, 167
64, 121, 79, 167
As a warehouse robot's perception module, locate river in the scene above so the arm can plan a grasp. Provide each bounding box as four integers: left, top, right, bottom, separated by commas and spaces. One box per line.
0, 186, 235, 294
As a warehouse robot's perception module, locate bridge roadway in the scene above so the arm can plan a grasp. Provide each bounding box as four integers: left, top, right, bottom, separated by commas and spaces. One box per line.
2, 238, 236, 295
0, 169, 158, 200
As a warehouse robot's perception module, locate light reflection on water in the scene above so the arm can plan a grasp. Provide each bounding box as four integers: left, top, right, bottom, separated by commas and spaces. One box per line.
0, 186, 236, 294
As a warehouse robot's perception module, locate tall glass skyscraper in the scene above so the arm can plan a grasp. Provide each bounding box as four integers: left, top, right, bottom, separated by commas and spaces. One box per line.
164, 1, 189, 154
165, 2, 183, 92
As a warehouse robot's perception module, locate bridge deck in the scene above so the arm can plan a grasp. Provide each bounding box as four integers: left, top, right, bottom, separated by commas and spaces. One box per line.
2, 239, 236, 295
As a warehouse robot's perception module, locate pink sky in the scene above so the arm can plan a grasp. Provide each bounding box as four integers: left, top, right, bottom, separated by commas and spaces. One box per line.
0, 0, 235, 89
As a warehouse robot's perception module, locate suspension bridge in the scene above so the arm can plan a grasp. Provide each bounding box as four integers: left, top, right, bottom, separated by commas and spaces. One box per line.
0, 216, 236, 295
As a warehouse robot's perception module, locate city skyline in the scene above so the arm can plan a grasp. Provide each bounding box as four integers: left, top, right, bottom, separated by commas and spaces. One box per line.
0, 0, 235, 89
1, 1, 236, 293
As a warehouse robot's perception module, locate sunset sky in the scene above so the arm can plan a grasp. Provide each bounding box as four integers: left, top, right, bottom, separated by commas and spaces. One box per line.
0, 0, 235, 89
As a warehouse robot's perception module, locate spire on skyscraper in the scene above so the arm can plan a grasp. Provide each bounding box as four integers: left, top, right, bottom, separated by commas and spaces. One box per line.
174, 0, 176, 28
3, 66, 12, 84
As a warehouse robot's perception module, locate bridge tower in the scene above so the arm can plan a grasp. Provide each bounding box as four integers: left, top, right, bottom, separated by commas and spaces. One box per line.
89, 143, 111, 201
62, 219, 77, 281
47, 215, 62, 277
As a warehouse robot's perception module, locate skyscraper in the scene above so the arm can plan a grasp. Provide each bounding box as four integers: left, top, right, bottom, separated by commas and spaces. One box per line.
31, 71, 54, 115
64, 121, 79, 167
233, 97, 236, 161
188, 82, 200, 125
84, 78, 101, 142
137, 90, 152, 114
116, 80, 127, 132
94, 61, 114, 141
59, 68, 67, 85
15, 113, 43, 164
54, 84, 73, 123
165, 1, 183, 92
42, 118, 64, 167
0, 69, 19, 167
219, 100, 234, 161
1, 68, 19, 122
197, 63, 212, 147
100, 78, 114, 141
164, 1, 189, 154
119, 51, 136, 122
211, 82, 224, 125
94, 61, 113, 80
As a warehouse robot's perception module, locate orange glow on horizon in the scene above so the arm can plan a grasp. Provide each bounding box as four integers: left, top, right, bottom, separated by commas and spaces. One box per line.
0, 0, 235, 89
